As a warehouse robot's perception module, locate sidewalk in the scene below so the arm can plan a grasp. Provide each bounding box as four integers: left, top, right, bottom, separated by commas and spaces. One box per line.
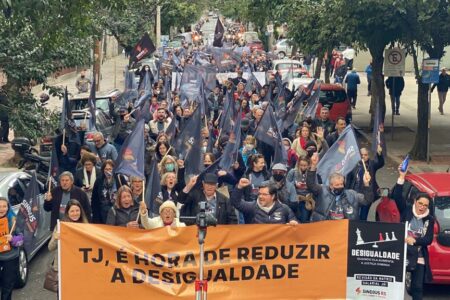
0, 55, 129, 168
351, 72, 450, 173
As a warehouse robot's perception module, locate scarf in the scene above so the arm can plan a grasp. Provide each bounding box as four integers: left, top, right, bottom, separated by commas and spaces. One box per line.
83, 167, 97, 190
257, 199, 275, 214
412, 204, 429, 220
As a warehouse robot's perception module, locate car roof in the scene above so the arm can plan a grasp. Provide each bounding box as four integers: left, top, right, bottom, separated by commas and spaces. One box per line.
315, 83, 345, 91
406, 173, 450, 197
70, 89, 121, 100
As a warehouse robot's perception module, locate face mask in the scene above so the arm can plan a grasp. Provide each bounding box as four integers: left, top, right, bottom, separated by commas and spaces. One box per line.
284, 146, 290, 151
245, 144, 255, 151
105, 171, 113, 177
306, 147, 316, 157
273, 173, 285, 182
204, 163, 211, 168
202, 146, 207, 153
120, 115, 125, 120
332, 188, 344, 196
165, 163, 175, 172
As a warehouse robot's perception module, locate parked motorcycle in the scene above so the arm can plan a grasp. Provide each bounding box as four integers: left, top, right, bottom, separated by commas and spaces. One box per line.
11, 137, 50, 184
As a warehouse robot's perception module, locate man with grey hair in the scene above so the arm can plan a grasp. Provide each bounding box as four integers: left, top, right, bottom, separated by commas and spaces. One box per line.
86, 132, 118, 165
44, 171, 92, 230
306, 153, 374, 222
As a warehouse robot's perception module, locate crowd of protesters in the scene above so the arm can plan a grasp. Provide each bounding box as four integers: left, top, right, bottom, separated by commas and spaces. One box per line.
0, 29, 433, 300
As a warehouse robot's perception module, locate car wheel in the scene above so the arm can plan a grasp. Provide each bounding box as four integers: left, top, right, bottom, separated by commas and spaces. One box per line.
405, 271, 412, 296
15, 249, 29, 288
278, 51, 286, 59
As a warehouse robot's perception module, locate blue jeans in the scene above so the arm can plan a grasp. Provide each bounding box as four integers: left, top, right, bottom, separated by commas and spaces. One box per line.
391, 95, 400, 113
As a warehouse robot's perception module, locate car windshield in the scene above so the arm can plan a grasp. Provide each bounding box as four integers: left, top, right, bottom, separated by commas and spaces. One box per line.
71, 98, 109, 112
319, 89, 347, 104
73, 114, 95, 131
434, 196, 450, 231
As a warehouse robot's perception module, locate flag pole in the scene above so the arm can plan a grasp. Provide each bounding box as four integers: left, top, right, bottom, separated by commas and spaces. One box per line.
137, 179, 145, 222
9, 218, 17, 235
62, 128, 66, 146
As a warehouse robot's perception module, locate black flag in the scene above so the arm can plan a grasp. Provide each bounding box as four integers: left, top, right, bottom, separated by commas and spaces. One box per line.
129, 32, 156, 67
213, 19, 224, 47
88, 75, 96, 130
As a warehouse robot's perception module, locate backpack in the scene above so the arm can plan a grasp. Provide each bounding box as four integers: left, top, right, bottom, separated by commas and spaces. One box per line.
376, 197, 400, 223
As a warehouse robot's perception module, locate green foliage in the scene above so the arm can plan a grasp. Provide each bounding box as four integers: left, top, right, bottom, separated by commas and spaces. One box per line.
161, 0, 207, 34
100, 0, 161, 50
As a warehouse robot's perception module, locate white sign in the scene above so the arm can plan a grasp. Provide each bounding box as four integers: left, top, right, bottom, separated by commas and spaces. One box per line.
267, 24, 274, 33
384, 48, 406, 77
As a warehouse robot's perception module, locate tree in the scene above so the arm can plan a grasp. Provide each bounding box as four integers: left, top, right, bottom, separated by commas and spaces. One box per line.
0, 0, 127, 139
280, 0, 349, 82
338, 0, 407, 127
395, 0, 450, 160
161, 0, 207, 34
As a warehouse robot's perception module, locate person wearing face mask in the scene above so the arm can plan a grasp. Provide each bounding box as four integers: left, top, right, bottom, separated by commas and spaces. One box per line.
306, 153, 374, 222
44, 172, 92, 231
106, 186, 141, 228
287, 157, 315, 223
111, 107, 136, 153
75, 69, 91, 94
270, 163, 297, 209
159, 155, 183, 177
239, 135, 258, 167
391, 166, 434, 300
91, 160, 126, 224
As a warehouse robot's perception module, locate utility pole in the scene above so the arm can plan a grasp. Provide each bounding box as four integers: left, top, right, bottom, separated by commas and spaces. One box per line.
156, 5, 161, 48
93, 39, 102, 91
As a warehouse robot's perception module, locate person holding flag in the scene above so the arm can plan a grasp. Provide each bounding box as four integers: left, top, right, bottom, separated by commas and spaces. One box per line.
306, 153, 374, 222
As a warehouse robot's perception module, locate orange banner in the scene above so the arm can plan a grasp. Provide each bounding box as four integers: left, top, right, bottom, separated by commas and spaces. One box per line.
60, 221, 349, 299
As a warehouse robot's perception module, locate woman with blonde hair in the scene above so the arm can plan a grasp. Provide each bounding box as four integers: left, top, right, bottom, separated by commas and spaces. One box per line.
106, 185, 140, 228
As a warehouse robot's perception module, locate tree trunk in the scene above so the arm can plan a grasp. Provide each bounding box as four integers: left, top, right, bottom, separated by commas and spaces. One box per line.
324, 49, 332, 84
314, 56, 323, 79
368, 46, 386, 129
410, 82, 429, 160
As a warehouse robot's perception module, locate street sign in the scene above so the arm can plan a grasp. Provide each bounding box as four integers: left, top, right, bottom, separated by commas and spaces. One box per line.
267, 24, 274, 33
421, 59, 440, 84
384, 48, 406, 77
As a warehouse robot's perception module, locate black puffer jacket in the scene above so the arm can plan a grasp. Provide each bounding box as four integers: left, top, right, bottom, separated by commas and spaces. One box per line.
392, 182, 435, 283
105, 205, 140, 227
230, 188, 296, 224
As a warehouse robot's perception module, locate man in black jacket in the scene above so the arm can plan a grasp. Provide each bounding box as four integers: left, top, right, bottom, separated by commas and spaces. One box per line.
178, 173, 237, 225
44, 171, 92, 230
230, 178, 298, 224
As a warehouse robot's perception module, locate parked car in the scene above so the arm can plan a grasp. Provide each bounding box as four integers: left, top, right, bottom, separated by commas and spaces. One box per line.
314, 83, 352, 123
268, 59, 310, 81
398, 172, 450, 290
39, 108, 115, 158
0, 171, 52, 288
39, 90, 120, 157
274, 39, 293, 58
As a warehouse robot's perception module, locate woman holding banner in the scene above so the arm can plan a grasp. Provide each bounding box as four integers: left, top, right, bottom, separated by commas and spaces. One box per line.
106, 186, 141, 228
47, 199, 88, 294
392, 166, 434, 300
0, 197, 23, 300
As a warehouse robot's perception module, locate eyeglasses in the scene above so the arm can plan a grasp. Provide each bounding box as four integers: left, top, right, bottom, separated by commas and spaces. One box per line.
416, 201, 429, 208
